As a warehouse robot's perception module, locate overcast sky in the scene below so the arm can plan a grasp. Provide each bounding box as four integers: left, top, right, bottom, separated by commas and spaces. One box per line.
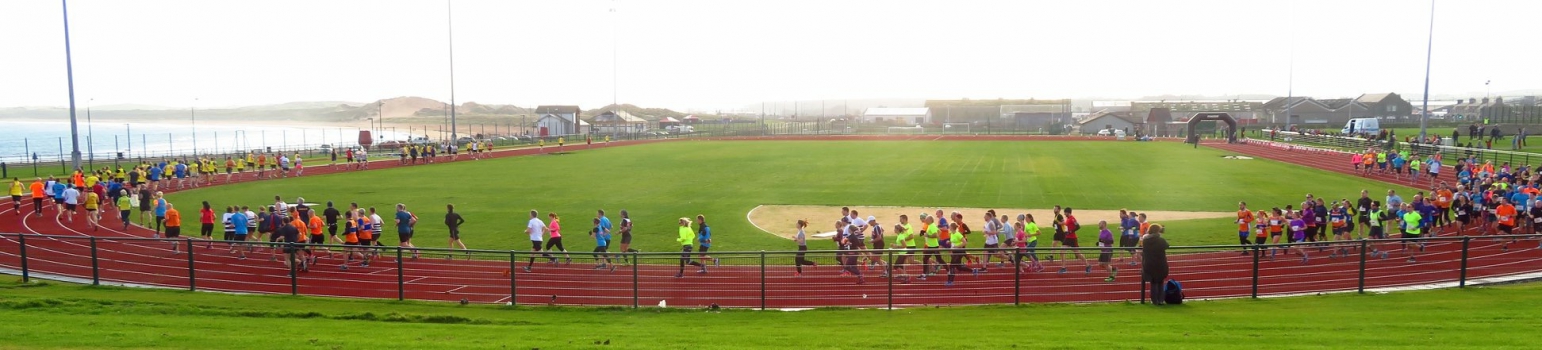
2, 0, 1537, 112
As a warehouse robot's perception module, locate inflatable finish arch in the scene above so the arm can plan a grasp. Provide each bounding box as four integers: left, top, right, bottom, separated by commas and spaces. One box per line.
1186, 112, 1238, 144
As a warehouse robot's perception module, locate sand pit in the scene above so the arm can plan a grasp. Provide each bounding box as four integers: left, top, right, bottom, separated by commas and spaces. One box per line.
748, 205, 1232, 239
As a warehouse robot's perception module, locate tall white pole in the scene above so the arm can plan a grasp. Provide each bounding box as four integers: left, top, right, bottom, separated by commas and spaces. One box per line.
63, 0, 83, 170
1418, 0, 1436, 141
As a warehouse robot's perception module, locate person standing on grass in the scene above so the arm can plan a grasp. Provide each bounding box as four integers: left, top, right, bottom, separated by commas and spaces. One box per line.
590, 217, 613, 271
1236, 202, 1254, 255
444, 204, 467, 258
519, 210, 548, 273
1097, 221, 1118, 282
676, 217, 706, 278
696, 214, 719, 266
1141, 224, 1170, 305
792, 219, 819, 277
393, 203, 420, 261
617, 210, 636, 265
165, 203, 183, 253
544, 212, 570, 264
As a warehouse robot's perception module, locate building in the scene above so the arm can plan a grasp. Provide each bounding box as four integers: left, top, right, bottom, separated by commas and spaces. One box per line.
1130, 100, 1265, 122
1449, 97, 1507, 122
1076, 110, 1141, 134
1260, 93, 1411, 125
924, 98, 1072, 126
535, 113, 590, 136
590, 110, 649, 134
860, 107, 931, 124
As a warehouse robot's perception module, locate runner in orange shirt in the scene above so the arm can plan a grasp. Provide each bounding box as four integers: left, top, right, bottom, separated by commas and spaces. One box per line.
28, 178, 46, 217
1434, 185, 1455, 229
308, 214, 330, 264
1236, 202, 1254, 255
164, 204, 184, 253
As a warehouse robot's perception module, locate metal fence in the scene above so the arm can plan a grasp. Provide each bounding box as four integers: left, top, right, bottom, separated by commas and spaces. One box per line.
1258, 131, 1542, 167
2, 232, 1538, 308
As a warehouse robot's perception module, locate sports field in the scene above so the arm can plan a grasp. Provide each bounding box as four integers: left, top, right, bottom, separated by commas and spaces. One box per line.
162, 140, 1418, 252
1, 279, 1538, 349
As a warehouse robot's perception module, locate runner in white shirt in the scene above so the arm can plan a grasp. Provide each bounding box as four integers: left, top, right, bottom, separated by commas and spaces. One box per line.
60, 186, 81, 223
273, 195, 288, 215
522, 210, 550, 272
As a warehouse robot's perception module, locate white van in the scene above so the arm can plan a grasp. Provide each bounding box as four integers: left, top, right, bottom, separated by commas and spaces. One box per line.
1341, 118, 1380, 135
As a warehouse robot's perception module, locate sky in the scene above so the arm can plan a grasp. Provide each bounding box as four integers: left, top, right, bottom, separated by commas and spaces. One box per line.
2, 0, 1538, 112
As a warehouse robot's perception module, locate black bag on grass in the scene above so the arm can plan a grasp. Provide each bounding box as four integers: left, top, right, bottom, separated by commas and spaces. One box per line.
1164, 279, 1185, 305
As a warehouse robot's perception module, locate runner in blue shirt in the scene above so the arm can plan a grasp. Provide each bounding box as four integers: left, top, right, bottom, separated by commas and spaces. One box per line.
696, 214, 719, 266
597, 209, 614, 247
590, 217, 613, 270
229, 210, 249, 259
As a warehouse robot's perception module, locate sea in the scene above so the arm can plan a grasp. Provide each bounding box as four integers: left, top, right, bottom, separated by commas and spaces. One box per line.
0, 120, 417, 164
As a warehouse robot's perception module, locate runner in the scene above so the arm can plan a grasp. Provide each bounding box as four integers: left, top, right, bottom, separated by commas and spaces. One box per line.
1289, 211, 1310, 264
278, 214, 306, 272
307, 212, 328, 263
1496, 197, 1517, 251
8, 178, 21, 215
793, 219, 819, 277
1328, 201, 1350, 257
28, 178, 45, 217
229, 207, 249, 259
1096, 221, 1118, 282
942, 222, 978, 286
116, 189, 132, 230
338, 210, 361, 268
519, 210, 548, 273
199, 201, 216, 248
867, 216, 888, 275
1356, 190, 1374, 238
590, 217, 613, 270
597, 209, 614, 258
323, 201, 343, 249
393, 203, 420, 260
617, 210, 636, 265
675, 217, 705, 278
1050, 205, 1066, 262
1236, 202, 1254, 255
355, 209, 376, 265
696, 214, 719, 266
445, 204, 468, 258
1399, 203, 1426, 262
151, 192, 169, 236
920, 214, 941, 278
221, 206, 236, 243
1059, 207, 1092, 275
165, 203, 183, 253
57, 182, 78, 223
543, 212, 570, 264
83, 188, 100, 231
980, 212, 1009, 267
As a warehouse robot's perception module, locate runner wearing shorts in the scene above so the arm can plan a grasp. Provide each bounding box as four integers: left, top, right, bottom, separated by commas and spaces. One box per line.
1399, 203, 1425, 262
1060, 208, 1091, 274
617, 210, 635, 264
1288, 213, 1310, 264
164, 203, 183, 252
1096, 221, 1117, 282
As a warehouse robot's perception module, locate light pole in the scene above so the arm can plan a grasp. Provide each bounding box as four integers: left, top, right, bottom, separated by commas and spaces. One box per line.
87, 98, 94, 166
1417, 0, 1436, 141
191, 97, 198, 157
447, 0, 459, 143
62, 0, 83, 170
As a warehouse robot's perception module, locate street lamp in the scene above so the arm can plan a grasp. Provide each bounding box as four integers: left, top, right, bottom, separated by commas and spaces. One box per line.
86, 98, 94, 166
191, 97, 198, 157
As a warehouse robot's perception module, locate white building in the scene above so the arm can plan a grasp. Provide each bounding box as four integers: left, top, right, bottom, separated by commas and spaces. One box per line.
590, 110, 649, 134
861, 107, 931, 124
536, 114, 590, 136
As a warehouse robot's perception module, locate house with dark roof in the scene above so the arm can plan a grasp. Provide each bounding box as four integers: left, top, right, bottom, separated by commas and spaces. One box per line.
1260, 93, 1409, 125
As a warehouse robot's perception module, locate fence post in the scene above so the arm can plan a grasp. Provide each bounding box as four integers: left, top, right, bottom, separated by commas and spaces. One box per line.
186, 240, 196, 291
518, 249, 524, 305
1459, 236, 1471, 288
888, 249, 896, 310
1012, 247, 1021, 306
759, 251, 767, 311
1357, 240, 1368, 293
288, 247, 298, 295
1251, 245, 1260, 298
18, 234, 28, 283
631, 251, 638, 309
89, 236, 99, 285
396, 248, 405, 301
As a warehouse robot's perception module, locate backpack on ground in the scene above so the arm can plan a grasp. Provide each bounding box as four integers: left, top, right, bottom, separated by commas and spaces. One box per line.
1164, 279, 1185, 305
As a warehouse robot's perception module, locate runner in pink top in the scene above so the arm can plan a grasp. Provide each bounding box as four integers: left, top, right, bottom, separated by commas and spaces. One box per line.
545, 212, 571, 264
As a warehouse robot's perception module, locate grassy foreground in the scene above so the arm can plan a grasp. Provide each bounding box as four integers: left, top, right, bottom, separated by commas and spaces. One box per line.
1, 279, 1539, 349
164, 140, 1416, 252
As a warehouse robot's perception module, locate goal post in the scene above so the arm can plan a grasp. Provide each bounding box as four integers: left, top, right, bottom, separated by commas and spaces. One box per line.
942, 123, 972, 134
886, 126, 926, 135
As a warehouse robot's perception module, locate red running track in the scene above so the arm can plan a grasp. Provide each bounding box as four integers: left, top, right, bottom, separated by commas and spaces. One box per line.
0, 136, 1539, 308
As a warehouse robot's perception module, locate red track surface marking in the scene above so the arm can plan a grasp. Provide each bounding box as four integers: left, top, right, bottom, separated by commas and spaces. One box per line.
0, 136, 1539, 308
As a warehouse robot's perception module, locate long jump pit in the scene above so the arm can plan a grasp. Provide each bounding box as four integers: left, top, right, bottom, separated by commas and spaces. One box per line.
748, 205, 1232, 239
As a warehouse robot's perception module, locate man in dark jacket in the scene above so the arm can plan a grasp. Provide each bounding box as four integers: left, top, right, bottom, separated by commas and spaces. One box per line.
1142, 224, 1170, 305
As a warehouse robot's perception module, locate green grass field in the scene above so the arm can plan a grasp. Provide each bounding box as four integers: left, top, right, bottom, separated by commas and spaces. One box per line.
1, 279, 1538, 349
162, 140, 1418, 252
